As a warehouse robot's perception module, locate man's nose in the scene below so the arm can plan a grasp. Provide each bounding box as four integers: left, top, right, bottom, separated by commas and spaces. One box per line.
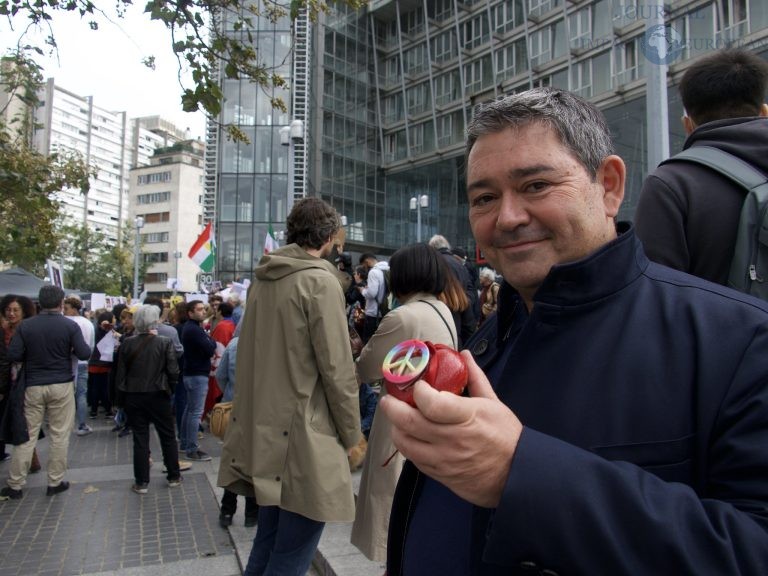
496, 193, 530, 230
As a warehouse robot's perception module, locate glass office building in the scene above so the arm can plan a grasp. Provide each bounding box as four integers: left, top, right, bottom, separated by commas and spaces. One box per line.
207, 0, 768, 282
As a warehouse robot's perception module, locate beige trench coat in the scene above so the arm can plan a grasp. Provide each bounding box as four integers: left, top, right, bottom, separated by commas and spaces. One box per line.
350, 293, 457, 561
217, 244, 361, 523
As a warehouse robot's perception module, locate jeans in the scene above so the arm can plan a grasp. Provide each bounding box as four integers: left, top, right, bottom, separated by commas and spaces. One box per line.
74, 362, 89, 427
123, 391, 180, 484
244, 506, 325, 576
180, 374, 207, 454
8, 382, 75, 489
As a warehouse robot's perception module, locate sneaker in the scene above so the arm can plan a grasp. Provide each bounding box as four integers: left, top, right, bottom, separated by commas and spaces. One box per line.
0, 486, 22, 500
163, 460, 192, 473
0, 452, 9, 462
244, 515, 258, 528
132, 483, 149, 495
219, 512, 233, 528
185, 450, 212, 462
76, 424, 93, 436
46, 481, 69, 496
168, 477, 183, 488
118, 426, 131, 438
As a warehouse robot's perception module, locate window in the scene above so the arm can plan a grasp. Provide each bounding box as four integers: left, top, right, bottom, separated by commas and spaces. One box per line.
613, 37, 643, 85
718, 0, 748, 41
494, 0, 524, 34
136, 171, 171, 185
143, 252, 169, 264
463, 14, 490, 49
404, 43, 428, 75
142, 232, 169, 243
136, 191, 171, 204
569, 7, 592, 48
410, 123, 425, 155
145, 272, 168, 283
529, 27, 552, 66
528, 0, 559, 18
431, 31, 456, 63
407, 82, 430, 116
143, 212, 170, 223
570, 59, 592, 97
434, 71, 461, 106
464, 56, 492, 92
496, 38, 528, 80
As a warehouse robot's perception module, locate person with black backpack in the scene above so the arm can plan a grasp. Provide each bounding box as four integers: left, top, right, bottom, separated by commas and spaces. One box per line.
635, 48, 768, 290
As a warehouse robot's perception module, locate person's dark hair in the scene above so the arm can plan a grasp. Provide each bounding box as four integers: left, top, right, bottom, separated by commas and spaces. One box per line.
112, 303, 127, 322
208, 294, 223, 304
38, 285, 66, 309
680, 49, 768, 126
173, 302, 188, 325
186, 300, 204, 317
466, 87, 614, 180
97, 311, 115, 326
218, 302, 234, 318
354, 265, 368, 282
389, 244, 447, 300
359, 252, 377, 265
286, 197, 341, 249
0, 294, 36, 319
64, 295, 83, 311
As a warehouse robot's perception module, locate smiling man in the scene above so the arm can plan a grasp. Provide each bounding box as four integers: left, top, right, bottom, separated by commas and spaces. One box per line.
381, 88, 768, 575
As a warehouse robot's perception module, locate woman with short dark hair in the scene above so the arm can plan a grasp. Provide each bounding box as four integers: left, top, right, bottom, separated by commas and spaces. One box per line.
350, 243, 458, 563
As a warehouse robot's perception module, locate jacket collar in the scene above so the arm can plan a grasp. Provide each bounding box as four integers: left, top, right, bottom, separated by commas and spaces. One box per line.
488, 222, 645, 335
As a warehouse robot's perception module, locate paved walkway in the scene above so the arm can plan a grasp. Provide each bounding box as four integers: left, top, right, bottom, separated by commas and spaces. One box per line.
0, 412, 383, 576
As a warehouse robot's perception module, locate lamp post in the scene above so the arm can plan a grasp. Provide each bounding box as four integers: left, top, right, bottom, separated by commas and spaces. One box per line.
279, 119, 305, 217
132, 215, 145, 301
173, 250, 183, 295
409, 194, 429, 243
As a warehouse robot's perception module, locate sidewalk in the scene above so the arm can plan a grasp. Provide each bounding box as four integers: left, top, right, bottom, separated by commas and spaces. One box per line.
0, 414, 383, 576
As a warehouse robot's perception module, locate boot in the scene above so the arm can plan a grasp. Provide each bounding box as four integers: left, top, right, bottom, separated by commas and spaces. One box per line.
29, 449, 41, 473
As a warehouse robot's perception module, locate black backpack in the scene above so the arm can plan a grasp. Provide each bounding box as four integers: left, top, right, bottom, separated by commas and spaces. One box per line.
660, 146, 768, 300
377, 268, 391, 317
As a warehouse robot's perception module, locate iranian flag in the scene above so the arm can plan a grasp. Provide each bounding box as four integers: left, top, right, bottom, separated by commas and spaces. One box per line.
188, 222, 216, 272
264, 223, 279, 254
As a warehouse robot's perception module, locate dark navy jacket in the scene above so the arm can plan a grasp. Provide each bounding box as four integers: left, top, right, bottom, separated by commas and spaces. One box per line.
388, 224, 768, 575
181, 320, 216, 376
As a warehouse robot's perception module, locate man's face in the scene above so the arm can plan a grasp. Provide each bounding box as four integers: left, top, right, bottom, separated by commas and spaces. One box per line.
189, 303, 207, 322
467, 123, 623, 305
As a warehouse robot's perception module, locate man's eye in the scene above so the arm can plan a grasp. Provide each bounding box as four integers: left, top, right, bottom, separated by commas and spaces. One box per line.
471, 194, 495, 207
525, 181, 549, 193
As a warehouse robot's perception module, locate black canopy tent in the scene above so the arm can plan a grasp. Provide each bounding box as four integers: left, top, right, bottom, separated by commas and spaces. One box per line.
0, 267, 51, 299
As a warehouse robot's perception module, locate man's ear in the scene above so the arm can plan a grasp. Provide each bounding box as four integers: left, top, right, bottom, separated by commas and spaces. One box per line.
597, 155, 626, 218
682, 114, 696, 135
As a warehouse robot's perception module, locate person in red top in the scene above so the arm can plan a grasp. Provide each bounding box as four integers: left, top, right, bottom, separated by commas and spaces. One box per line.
204, 302, 236, 419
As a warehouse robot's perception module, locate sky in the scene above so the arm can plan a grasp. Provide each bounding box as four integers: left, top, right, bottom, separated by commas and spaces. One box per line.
0, 3, 207, 139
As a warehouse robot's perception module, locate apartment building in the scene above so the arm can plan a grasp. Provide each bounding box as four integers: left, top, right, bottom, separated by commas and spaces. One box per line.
129, 140, 206, 295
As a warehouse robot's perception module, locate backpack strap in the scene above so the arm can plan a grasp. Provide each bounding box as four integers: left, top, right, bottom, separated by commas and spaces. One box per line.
662, 146, 768, 292
661, 146, 767, 191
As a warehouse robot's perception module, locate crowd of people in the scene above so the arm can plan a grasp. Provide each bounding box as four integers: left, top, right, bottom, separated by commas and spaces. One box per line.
1, 47, 767, 576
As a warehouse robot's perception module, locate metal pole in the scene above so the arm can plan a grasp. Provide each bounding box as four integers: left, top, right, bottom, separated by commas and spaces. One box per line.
416, 202, 422, 243
173, 250, 182, 295
646, 4, 670, 172
132, 216, 144, 301
133, 229, 140, 301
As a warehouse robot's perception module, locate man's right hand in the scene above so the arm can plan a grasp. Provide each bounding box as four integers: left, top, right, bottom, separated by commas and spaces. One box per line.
379, 350, 523, 509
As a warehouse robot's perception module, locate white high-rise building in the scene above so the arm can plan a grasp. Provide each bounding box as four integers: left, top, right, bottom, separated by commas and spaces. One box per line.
33, 80, 187, 243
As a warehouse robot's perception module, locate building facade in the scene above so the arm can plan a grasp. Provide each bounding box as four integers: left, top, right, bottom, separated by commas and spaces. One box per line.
129, 140, 206, 295
207, 0, 768, 282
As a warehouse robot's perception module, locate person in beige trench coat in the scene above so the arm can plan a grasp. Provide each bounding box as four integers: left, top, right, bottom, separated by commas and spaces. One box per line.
217, 198, 361, 576
350, 244, 458, 563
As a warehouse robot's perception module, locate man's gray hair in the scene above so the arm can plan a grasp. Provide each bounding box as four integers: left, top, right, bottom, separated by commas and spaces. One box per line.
466, 88, 614, 180
428, 234, 451, 250
133, 304, 160, 334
